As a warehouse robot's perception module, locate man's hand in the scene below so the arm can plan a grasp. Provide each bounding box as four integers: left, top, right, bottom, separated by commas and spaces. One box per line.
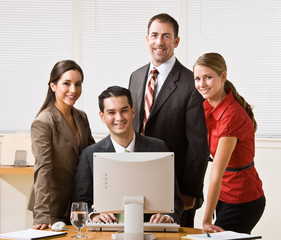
149, 214, 173, 223
91, 213, 118, 223
181, 195, 195, 210
32, 223, 52, 230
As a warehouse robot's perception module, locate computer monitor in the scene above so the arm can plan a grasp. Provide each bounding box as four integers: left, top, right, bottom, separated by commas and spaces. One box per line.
92, 152, 174, 240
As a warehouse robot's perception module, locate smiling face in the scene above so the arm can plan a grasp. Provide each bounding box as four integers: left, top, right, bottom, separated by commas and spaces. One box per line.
50, 70, 82, 110
146, 20, 180, 67
194, 65, 227, 108
99, 96, 135, 141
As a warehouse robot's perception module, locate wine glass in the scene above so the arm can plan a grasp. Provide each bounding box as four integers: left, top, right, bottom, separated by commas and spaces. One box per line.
70, 202, 88, 239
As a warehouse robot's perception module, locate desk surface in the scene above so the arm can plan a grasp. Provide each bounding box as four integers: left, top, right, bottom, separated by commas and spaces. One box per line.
0, 165, 33, 175
52, 226, 204, 240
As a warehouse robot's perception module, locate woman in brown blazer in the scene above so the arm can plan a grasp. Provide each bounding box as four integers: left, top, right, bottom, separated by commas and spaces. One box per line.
28, 60, 95, 230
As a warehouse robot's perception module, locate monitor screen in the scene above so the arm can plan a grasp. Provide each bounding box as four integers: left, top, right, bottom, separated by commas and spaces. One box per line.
92, 152, 174, 214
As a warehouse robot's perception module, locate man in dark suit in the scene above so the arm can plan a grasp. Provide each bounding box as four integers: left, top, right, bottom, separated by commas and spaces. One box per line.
128, 13, 209, 227
72, 86, 183, 224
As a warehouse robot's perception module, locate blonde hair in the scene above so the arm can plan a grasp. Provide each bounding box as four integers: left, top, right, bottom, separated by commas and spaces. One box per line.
194, 53, 257, 132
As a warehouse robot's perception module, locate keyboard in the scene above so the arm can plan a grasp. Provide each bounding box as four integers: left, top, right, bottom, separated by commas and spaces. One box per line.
86, 222, 180, 232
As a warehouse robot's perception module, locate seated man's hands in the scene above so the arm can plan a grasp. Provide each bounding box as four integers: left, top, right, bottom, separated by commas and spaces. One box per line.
149, 214, 173, 223
32, 223, 52, 230
90, 213, 118, 223
90, 213, 174, 224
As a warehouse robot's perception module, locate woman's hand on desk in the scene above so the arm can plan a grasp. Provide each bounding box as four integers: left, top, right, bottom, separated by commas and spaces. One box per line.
32, 223, 52, 230
203, 221, 224, 233
91, 213, 118, 223
149, 214, 173, 223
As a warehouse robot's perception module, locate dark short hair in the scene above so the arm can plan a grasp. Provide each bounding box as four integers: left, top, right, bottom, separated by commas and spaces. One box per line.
147, 13, 179, 38
98, 86, 133, 112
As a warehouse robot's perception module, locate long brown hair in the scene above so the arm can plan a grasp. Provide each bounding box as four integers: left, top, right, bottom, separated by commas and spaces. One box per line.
193, 53, 257, 132
36, 60, 84, 117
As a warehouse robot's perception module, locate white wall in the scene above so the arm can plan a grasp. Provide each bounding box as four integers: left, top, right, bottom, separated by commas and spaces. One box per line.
0, 134, 105, 234
0, 175, 33, 233
194, 138, 281, 239
1, 137, 280, 238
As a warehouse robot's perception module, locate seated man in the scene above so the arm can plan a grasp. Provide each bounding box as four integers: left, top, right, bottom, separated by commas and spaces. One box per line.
72, 86, 183, 223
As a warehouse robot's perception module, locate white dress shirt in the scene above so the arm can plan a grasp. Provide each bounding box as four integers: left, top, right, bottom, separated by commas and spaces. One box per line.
110, 133, 136, 153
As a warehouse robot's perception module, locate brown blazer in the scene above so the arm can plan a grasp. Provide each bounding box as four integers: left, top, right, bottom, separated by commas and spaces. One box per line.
129, 59, 209, 199
28, 105, 95, 225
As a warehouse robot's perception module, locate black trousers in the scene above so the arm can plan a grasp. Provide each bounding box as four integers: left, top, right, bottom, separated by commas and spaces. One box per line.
180, 197, 203, 227
215, 195, 266, 234
180, 207, 196, 227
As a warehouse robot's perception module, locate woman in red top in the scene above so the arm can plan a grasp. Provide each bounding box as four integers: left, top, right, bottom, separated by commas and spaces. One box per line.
193, 53, 265, 234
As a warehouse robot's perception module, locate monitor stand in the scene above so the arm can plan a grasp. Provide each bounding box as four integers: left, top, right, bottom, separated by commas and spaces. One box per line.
112, 196, 156, 240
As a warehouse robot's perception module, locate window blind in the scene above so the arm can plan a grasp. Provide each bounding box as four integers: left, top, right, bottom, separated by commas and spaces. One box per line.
186, 0, 281, 138
0, 0, 73, 131
1, 0, 280, 138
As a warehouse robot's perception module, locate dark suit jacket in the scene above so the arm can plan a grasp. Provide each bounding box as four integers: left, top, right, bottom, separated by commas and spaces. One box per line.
28, 105, 95, 225
129, 59, 209, 200
72, 132, 184, 223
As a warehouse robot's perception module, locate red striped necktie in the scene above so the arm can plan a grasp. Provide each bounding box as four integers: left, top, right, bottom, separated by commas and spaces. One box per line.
141, 68, 159, 134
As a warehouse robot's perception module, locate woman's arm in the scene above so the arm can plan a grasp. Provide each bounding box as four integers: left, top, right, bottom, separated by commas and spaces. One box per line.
31, 118, 53, 228
203, 136, 237, 233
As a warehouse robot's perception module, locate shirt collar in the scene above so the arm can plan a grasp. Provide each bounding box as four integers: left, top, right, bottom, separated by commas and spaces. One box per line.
149, 55, 176, 78
203, 91, 235, 120
110, 132, 136, 153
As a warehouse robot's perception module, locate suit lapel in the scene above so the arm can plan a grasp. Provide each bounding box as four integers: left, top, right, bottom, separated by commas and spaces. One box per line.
51, 106, 80, 157
72, 108, 88, 152
134, 132, 148, 152
148, 59, 181, 121
99, 135, 115, 152
135, 64, 150, 123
